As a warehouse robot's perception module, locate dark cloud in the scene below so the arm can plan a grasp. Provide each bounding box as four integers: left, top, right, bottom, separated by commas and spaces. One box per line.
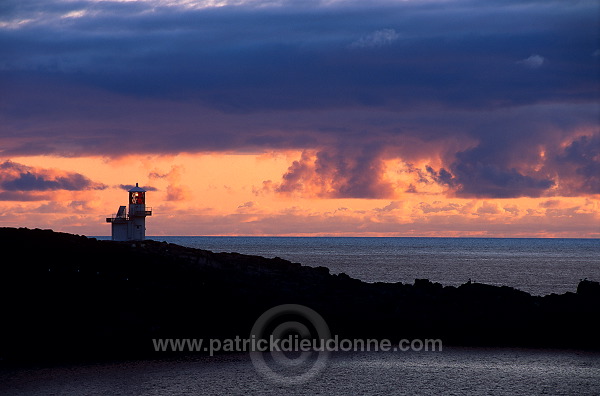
0, 160, 106, 192
1, 0, 597, 110
419, 201, 461, 214
425, 129, 600, 198
2, 172, 87, 191
427, 148, 556, 199
238, 201, 256, 209
454, 163, 554, 198
419, 103, 599, 198
549, 134, 600, 195
477, 202, 501, 215
539, 200, 560, 209
405, 184, 418, 194
0, 0, 598, 199
274, 145, 396, 199
0, 191, 53, 201
426, 166, 455, 188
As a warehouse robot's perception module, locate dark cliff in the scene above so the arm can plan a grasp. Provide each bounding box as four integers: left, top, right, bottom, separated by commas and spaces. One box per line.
1, 227, 599, 364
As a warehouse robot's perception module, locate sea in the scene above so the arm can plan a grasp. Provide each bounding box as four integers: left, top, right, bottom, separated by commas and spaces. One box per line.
2, 348, 600, 395
146, 236, 597, 296
2, 237, 599, 395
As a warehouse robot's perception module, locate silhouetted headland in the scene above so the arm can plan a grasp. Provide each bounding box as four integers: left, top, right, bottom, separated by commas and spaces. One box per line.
1, 227, 599, 365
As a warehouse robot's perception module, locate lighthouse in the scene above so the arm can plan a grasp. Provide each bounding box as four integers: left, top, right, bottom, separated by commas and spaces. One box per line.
106, 183, 152, 241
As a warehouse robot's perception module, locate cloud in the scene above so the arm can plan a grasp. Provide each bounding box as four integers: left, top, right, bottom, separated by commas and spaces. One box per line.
129, 196, 600, 237
149, 165, 189, 201
539, 199, 560, 209
405, 184, 417, 193
0, 191, 53, 201
517, 54, 545, 69
546, 134, 600, 195
503, 204, 519, 215
419, 201, 461, 214
0, 160, 106, 192
476, 202, 500, 215
375, 201, 403, 212
0, 0, 598, 202
273, 147, 396, 199
238, 201, 256, 209
428, 160, 555, 199
349, 29, 400, 48
1, 0, 595, 112
424, 131, 600, 198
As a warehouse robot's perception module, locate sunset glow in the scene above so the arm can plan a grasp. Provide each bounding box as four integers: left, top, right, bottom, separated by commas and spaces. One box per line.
1, 0, 598, 237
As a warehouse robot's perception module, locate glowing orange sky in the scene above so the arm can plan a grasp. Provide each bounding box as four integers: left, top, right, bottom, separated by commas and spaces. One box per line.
0, 153, 597, 237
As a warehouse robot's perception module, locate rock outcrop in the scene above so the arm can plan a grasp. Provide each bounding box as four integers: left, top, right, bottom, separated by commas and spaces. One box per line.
1, 227, 598, 364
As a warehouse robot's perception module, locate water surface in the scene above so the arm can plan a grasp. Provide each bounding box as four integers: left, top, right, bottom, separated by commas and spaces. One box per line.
2, 348, 599, 395
131, 237, 600, 296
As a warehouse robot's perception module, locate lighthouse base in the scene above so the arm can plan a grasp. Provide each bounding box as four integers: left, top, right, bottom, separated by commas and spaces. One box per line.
106, 217, 146, 241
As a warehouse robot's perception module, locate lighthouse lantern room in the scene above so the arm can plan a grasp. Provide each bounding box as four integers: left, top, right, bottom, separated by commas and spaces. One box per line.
106, 183, 152, 241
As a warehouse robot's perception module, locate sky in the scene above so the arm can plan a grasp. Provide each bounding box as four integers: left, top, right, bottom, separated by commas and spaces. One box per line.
0, 0, 599, 237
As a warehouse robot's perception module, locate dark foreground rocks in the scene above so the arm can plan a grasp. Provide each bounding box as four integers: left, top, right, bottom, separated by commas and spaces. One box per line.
1, 227, 599, 365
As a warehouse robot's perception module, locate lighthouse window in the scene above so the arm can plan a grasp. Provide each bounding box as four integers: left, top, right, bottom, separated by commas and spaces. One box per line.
130, 192, 145, 204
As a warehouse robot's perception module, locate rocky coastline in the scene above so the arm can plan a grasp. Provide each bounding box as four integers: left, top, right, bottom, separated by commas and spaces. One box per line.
1, 227, 599, 365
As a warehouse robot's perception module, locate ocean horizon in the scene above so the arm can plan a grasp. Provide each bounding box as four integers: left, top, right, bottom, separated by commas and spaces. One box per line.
94, 235, 600, 296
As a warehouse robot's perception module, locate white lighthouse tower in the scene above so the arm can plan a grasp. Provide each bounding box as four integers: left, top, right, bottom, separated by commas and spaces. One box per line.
106, 183, 152, 241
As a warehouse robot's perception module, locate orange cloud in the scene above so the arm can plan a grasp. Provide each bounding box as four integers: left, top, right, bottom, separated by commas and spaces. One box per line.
271, 149, 397, 199
0, 153, 597, 238
149, 165, 190, 201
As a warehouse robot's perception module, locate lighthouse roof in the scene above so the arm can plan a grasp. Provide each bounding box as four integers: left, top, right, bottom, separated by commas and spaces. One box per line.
128, 183, 146, 192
